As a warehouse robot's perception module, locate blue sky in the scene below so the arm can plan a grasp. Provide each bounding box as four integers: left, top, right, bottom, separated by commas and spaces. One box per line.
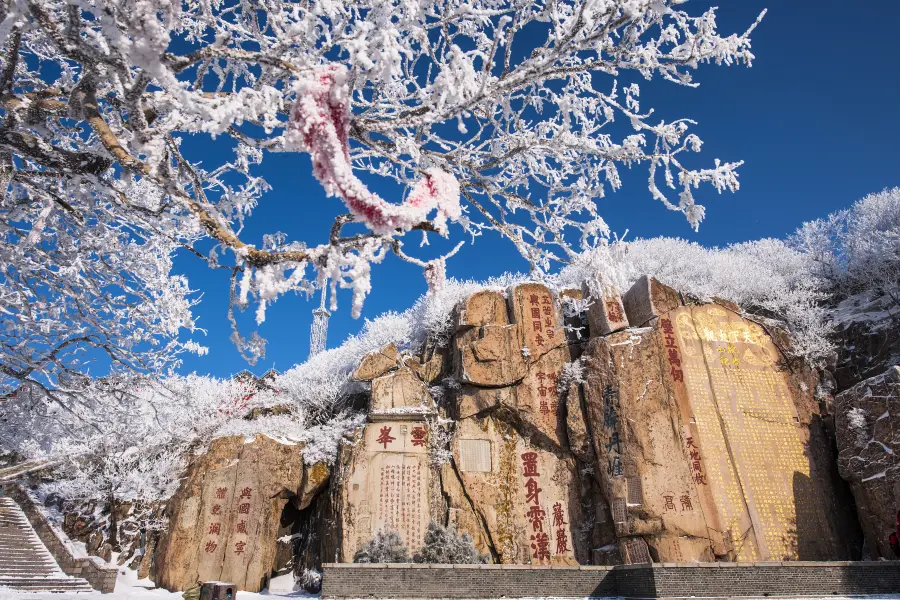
175, 0, 900, 379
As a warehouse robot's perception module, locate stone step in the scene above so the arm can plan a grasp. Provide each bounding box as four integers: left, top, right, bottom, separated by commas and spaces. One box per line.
0, 496, 89, 592
0, 578, 94, 591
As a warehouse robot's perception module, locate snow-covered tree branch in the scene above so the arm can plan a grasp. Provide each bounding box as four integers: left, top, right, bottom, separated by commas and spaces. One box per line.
0, 0, 763, 390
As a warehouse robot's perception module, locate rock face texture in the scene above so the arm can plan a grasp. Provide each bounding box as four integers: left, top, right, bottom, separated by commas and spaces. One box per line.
154, 275, 873, 587
582, 292, 858, 563
156, 435, 306, 592
323, 278, 864, 568
835, 366, 900, 559
330, 283, 587, 565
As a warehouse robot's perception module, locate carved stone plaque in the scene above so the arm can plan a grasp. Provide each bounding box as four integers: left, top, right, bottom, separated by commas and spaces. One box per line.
459, 439, 492, 472
626, 476, 643, 506
622, 537, 651, 564
612, 497, 627, 523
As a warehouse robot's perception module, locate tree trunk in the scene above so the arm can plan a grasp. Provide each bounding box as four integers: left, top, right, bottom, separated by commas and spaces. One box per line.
107, 488, 119, 550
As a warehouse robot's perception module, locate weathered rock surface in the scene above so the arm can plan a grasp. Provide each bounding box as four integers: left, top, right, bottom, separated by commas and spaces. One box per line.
581, 292, 861, 563
583, 283, 629, 336
622, 275, 682, 327
457, 324, 527, 387
152, 277, 875, 580
509, 283, 566, 358
835, 366, 900, 559
352, 344, 400, 381
446, 415, 582, 564
456, 290, 509, 329
156, 435, 305, 592
370, 367, 433, 415
331, 420, 434, 561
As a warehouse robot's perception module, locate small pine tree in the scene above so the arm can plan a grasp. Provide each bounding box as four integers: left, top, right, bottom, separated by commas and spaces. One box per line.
413, 521, 489, 564
353, 528, 410, 563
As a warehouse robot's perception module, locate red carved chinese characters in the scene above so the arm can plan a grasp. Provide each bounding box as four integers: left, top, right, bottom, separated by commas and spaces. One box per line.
555, 527, 569, 554
376, 426, 396, 449
552, 502, 567, 527
204, 540, 217, 553
662, 491, 695, 513
526, 505, 546, 531
605, 299, 624, 323
528, 293, 557, 347
236, 520, 247, 534
208, 523, 221, 535
663, 494, 676, 512
530, 532, 550, 560
215, 487, 227, 500
411, 425, 427, 446
521, 451, 540, 477
234, 541, 247, 554
536, 372, 560, 416
378, 462, 425, 549
238, 503, 251, 514
660, 318, 684, 382
239, 487, 252, 499
525, 478, 542, 506
685, 436, 707, 485
211, 504, 222, 516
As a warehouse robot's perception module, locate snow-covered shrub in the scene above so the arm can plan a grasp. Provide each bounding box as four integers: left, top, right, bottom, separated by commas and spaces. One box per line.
413, 521, 488, 564
793, 187, 900, 297
353, 529, 410, 563
298, 568, 323, 593
558, 237, 832, 362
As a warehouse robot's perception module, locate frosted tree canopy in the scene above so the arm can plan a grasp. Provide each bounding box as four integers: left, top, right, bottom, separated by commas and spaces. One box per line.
0, 0, 763, 391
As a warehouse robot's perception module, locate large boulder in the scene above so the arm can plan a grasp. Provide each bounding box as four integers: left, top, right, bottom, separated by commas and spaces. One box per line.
352, 344, 400, 382
835, 366, 900, 559
155, 435, 306, 592
581, 288, 860, 563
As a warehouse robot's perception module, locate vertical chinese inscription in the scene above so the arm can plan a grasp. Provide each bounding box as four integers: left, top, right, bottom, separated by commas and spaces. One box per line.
377, 460, 424, 549
523, 289, 559, 351
521, 451, 549, 561
673, 304, 815, 561
660, 317, 684, 383
603, 385, 623, 478
521, 450, 570, 562
535, 371, 560, 418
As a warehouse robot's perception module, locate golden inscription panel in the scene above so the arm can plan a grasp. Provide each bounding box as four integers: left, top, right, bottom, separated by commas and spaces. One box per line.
672, 304, 810, 561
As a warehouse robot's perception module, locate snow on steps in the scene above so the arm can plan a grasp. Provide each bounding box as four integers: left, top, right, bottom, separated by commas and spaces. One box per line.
0, 497, 93, 592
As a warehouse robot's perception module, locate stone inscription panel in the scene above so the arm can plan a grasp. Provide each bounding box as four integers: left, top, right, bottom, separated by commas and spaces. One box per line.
672, 304, 813, 561
460, 439, 492, 472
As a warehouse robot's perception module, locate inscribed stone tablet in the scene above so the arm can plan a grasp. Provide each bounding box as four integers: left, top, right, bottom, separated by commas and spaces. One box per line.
612, 497, 627, 523
622, 537, 651, 564
459, 439, 492, 472
626, 476, 643, 506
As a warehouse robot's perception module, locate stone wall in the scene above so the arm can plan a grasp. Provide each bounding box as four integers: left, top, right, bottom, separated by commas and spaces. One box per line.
321, 561, 900, 599
2, 483, 118, 593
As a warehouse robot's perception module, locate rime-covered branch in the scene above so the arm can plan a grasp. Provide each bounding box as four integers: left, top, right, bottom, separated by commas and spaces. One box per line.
0, 0, 762, 391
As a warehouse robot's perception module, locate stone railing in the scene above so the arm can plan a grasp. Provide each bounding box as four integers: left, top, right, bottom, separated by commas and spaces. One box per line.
321, 561, 900, 599
0, 483, 118, 593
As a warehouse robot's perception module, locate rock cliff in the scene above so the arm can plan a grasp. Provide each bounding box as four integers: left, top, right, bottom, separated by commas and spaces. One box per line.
154, 275, 876, 588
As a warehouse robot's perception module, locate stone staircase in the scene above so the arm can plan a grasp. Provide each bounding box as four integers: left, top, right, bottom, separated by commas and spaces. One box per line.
0, 496, 93, 592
